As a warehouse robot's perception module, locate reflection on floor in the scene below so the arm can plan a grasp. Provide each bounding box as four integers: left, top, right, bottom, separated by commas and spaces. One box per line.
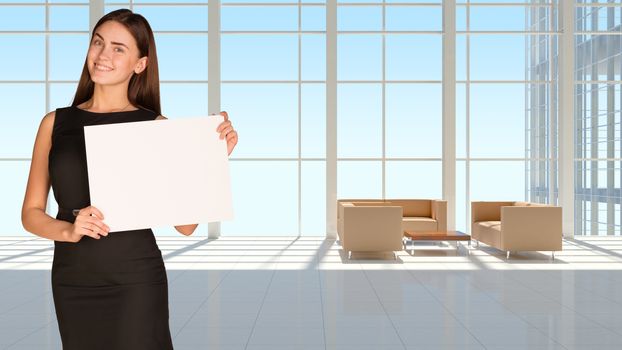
1, 236, 622, 349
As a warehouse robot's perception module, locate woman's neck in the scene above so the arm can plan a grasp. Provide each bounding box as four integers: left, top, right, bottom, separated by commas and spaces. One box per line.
84, 83, 134, 113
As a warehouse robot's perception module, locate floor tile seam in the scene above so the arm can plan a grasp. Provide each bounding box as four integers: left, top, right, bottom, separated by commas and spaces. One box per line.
492, 313, 572, 350
241, 243, 299, 350
243, 264, 279, 350
477, 271, 574, 349
0, 274, 54, 294
165, 255, 198, 284
502, 269, 596, 311
538, 269, 622, 317
402, 265, 491, 350
463, 269, 575, 336
555, 270, 622, 302
360, 265, 407, 350
3, 320, 53, 349
435, 262, 513, 306
167, 267, 192, 284
571, 313, 622, 338
165, 245, 218, 283
172, 247, 250, 339
463, 269, 562, 306
0, 289, 55, 317
313, 249, 328, 350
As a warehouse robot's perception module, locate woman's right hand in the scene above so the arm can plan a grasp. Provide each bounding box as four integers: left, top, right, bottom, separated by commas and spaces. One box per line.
65, 206, 110, 243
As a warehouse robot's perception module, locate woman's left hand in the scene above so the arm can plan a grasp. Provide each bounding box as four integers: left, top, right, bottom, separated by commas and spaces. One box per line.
216, 111, 238, 156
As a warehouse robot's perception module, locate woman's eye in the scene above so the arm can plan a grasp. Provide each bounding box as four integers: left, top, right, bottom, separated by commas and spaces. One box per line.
114, 47, 124, 53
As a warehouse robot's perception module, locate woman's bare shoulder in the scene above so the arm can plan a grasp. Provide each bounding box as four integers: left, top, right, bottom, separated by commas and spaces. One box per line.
30, 111, 56, 152
40, 110, 56, 132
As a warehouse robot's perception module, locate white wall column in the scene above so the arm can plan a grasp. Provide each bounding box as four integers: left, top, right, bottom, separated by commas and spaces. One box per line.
90, 0, 104, 33
559, 0, 575, 238
442, 0, 456, 231
326, 0, 337, 239
208, 0, 221, 238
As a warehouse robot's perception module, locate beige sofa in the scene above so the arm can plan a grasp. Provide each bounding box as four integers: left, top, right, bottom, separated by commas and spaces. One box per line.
338, 199, 447, 233
471, 201, 562, 258
336, 199, 448, 258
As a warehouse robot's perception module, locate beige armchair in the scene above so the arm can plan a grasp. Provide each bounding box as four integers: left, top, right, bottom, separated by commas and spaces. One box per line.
471, 201, 562, 258
337, 201, 403, 259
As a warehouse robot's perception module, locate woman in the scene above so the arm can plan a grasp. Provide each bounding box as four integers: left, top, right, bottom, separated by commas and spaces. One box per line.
20, 9, 238, 349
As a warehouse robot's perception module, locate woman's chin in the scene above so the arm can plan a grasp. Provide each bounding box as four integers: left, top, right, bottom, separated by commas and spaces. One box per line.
89, 74, 122, 86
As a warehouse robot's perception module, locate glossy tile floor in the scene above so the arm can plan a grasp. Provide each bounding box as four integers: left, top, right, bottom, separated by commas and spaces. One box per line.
2, 236, 622, 349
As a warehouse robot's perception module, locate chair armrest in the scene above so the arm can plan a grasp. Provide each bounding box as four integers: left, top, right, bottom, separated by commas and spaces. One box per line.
471, 201, 514, 223
500, 206, 562, 251
432, 200, 447, 231
338, 202, 354, 220
337, 202, 355, 241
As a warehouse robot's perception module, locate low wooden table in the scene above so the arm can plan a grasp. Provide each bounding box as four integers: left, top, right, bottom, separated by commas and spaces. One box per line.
403, 230, 471, 254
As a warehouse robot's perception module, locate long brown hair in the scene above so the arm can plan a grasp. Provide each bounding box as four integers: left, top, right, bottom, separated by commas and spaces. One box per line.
72, 9, 161, 115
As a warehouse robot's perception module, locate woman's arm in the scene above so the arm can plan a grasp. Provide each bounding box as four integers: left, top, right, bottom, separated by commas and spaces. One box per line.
21, 112, 74, 242
175, 224, 198, 236
155, 115, 199, 236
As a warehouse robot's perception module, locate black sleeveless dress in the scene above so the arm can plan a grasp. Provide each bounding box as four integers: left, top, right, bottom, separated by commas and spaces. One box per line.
48, 106, 174, 350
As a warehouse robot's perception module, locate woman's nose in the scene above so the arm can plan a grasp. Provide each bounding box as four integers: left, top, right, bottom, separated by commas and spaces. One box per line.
97, 46, 112, 60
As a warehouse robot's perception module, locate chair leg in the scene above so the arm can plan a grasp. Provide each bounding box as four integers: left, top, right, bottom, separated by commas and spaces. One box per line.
506, 251, 510, 260
552, 251, 555, 260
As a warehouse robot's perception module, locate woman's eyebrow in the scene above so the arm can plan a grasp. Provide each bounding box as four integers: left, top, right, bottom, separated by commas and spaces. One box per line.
93, 32, 129, 49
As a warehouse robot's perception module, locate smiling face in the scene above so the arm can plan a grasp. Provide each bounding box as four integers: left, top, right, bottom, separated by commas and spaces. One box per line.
87, 20, 147, 86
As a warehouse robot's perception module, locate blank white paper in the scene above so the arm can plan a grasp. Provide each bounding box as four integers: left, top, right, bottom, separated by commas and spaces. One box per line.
84, 116, 233, 232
